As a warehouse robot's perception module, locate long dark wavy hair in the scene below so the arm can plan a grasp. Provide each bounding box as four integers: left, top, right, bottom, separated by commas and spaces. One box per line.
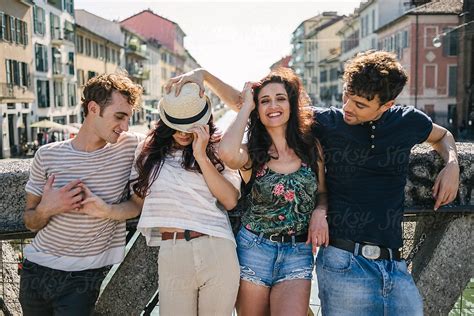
246, 67, 320, 173
132, 114, 224, 198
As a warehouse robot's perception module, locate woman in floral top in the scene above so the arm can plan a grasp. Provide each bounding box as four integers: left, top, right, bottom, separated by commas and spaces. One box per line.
219, 68, 328, 316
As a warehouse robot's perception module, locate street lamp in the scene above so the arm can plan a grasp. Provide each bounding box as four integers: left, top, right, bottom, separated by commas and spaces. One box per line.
432, 20, 474, 47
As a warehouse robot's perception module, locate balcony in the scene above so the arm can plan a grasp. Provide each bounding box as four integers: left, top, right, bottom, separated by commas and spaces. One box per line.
127, 64, 150, 81
0, 83, 33, 101
305, 60, 315, 68
125, 43, 148, 60
0, 83, 14, 100
52, 62, 74, 78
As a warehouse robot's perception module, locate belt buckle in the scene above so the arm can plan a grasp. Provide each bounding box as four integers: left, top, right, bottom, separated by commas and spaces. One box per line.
184, 230, 191, 241
269, 233, 282, 243
361, 244, 381, 260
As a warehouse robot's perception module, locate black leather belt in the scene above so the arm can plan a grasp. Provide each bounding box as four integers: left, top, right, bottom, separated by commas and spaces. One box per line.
247, 228, 307, 243
329, 238, 401, 261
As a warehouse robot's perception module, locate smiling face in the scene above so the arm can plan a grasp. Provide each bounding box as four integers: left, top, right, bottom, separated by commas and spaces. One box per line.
342, 88, 394, 125
90, 91, 133, 144
172, 130, 194, 148
256, 83, 291, 129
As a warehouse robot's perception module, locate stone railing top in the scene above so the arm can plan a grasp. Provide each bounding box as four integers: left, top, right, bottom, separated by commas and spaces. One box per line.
0, 143, 472, 236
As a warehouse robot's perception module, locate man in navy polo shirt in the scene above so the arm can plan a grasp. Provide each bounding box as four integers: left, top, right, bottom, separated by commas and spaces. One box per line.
164, 50, 459, 315
312, 51, 459, 315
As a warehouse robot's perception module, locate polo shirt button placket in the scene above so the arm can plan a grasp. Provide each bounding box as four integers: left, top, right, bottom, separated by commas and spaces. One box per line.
370, 122, 376, 149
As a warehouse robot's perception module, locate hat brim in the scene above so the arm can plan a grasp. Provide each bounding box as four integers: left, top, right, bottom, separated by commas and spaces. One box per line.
158, 96, 212, 132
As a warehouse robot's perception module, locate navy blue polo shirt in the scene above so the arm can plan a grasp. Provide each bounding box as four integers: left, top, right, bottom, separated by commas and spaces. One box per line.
313, 105, 433, 249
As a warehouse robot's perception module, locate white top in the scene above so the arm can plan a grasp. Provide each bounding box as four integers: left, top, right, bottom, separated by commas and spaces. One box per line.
24, 132, 144, 271
133, 146, 241, 247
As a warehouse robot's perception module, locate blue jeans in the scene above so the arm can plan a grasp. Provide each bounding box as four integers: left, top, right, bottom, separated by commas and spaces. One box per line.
316, 246, 423, 316
236, 227, 314, 287
19, 260, 107, 316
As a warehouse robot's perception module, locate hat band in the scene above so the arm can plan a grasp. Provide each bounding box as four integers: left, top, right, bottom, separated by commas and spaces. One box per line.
164, 103, 209, 125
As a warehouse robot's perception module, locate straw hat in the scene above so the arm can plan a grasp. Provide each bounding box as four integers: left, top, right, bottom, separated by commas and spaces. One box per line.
158, 83, 211, 132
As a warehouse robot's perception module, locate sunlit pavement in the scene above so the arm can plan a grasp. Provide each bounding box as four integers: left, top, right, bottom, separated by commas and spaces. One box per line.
123, 110, 322, 315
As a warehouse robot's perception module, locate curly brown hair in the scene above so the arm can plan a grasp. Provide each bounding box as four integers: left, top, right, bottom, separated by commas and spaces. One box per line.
343, 50, 408, 105
81, 73, 143, 116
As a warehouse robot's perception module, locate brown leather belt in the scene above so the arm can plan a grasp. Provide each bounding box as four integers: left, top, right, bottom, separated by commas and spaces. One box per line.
161, 230, 207, 241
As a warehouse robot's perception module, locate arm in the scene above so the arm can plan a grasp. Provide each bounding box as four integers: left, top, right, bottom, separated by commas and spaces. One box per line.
425, 123, 459, 210
23, 176, 83, 232
218, 82, 253, 170
190, 125, 239, 210
79, 184, 144, 220
307, 143, 329, 253
165, 68, 241, 111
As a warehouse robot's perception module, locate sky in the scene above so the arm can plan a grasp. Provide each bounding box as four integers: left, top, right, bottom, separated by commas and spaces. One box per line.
75, 0, 362, 88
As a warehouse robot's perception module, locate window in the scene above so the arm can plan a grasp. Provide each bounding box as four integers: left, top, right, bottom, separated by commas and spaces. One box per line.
69, 114, 77, 123
85, 38, 91, 56
67, 52, 74, 75
9, 16, 15, 42
425, 26, 437, 48
5, 60, 27, 87
63, 20, 74, 42
35, 43, 48, 72
15, 18, 21, 44
372, 9, 375, 32
76, 35, 83, 54
92, 41, 98, 58
424, 65, 436, 89
54, 80, 64, 107
320, 70, 327, 83
87, 71, 97, 80
21, 62, 29, 87
63, 0, 74, 15
5, 59, 12, 84
448, 66, 457, 97
99, 44, 104, 60
424, 104, 436, 122
329, 68, 338, 81
33, 6, 46, 35
443, 28, 459, 56
50, 13, 60, 40
402, 30, 409, 48
0, 12, 4, 40
67, 83, 76, 106
37, 80, 50, 108
105, 46, 110, 61
52, 47, 62, 75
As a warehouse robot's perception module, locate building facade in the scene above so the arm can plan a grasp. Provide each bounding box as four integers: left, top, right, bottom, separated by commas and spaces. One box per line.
304, 13, 344, 105
376, 0, 462, 129
75, 9, 124, 122
0, 0, 34, 158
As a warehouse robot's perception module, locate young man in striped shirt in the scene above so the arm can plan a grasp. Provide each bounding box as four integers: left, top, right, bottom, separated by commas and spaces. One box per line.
20, 74, 145, 316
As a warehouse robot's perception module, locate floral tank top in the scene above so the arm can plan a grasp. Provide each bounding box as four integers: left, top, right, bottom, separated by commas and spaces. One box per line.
241, 162, 317, 235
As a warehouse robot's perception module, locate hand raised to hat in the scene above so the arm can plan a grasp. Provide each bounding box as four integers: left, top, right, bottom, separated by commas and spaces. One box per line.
189, 124, 210, 163
241, 82, 257, 112
165, 69, 205, 98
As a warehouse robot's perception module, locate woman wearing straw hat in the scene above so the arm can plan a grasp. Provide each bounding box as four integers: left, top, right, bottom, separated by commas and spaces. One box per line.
218, 68, 328, 316
131, 82, 241, 316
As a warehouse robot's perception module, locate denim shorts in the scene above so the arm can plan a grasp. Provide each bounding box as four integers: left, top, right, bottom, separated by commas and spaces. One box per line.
236, 227, 314, 287
316, 245, 423, 315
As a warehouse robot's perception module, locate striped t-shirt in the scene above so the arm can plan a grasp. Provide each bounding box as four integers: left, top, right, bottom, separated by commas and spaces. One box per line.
133, 146, 241, 247
24, 132, 143, 271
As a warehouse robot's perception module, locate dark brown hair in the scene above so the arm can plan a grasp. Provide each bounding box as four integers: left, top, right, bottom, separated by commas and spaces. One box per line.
81, 73, 143, 116
247, 67, 320, 173
343, 50, 408, 105
132, 114, 224, 198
